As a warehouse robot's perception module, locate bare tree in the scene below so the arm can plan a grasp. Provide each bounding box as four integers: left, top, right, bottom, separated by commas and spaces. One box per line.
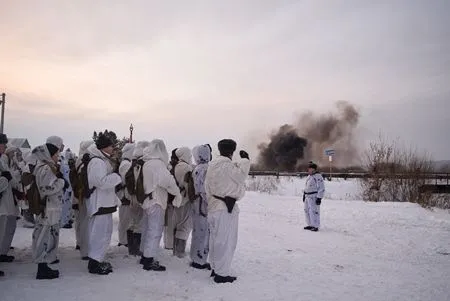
360, 135, 435, 207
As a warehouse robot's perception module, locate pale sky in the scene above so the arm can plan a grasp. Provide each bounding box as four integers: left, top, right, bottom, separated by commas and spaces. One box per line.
1, 0, 449, 159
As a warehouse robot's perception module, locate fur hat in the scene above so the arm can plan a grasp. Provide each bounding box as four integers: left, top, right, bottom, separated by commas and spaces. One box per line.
308, 161, 318, 170
218, 139, 237, 157
46, 136, 64, 150
95, 133, 114, 150
0, 134, 8, 145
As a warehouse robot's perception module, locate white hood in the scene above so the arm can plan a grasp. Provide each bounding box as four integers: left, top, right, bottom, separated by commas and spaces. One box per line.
122, 143, 135, 160
31, 144, 57, 167
46, 136, 64, 150
79, 140, 94, 157
175, 147, 192, 164
133, 141, 151, 159
143, 139, 169, 166
193, 144, 211, 165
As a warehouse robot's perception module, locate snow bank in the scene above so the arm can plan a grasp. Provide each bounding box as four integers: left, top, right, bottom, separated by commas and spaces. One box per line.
1, 180, 449, 301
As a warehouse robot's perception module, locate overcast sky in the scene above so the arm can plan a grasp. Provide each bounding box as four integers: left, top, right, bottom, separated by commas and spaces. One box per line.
1, 0, 449, 159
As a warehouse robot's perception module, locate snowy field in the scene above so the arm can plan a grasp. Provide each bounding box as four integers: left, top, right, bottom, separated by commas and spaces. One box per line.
1, 178, 450, 301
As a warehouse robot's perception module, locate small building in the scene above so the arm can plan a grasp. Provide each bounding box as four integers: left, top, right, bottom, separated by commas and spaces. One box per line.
8, 138, 31, 149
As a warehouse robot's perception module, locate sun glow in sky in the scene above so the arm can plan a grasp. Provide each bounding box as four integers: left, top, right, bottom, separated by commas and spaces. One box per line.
1, 0, 449, 159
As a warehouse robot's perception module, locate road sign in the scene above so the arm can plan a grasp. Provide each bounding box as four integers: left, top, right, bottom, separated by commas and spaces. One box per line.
325, 149, 335, 156
329, 155, 333, 162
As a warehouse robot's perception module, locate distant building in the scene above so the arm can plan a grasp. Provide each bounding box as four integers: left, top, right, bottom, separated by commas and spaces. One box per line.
8, 138, 31, 149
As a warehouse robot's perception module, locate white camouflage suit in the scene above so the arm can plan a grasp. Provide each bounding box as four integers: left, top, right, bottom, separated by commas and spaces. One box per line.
190, 145, 211, 266
31, 145, 65, 264
117, 143, 135, 246
129, 141, 150, 237
85, 144, 121, 263
141, 140, 182, 261
73, 140, 94, 258
0, 152, 21, 258
205, 155, 250, 277
303, 172, 325, 229
172, 147, 193, 257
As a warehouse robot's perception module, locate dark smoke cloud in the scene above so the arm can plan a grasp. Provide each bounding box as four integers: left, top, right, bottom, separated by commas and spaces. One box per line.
256, 101, 360, 171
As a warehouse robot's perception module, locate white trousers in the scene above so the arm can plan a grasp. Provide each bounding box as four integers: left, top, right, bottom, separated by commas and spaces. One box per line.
0, 215, 17, 255
208, 207, 239, 277
74, 208, 81, 246
88, 214, 113, 262
32, 219, 59, 264
173, 202, 192, 240
129, 204, 143, 233
304, 197, 320, 228
118, 205, 132, 244
190, 199, 209, 265
163, 205, 175, 249
142, 204, 164, 259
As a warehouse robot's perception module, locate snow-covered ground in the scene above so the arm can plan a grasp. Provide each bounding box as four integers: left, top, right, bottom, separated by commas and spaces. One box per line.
1, 178, 449, 301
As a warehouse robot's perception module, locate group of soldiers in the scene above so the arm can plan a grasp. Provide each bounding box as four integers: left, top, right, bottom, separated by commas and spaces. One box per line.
0, 132, 251, 284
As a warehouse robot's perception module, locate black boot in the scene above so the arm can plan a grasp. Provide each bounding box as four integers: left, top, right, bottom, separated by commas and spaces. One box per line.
126, 230, 134, 256
0, 270, 4, 277
304, 226, 313, 230
36, 263, 59, 280
191, 262, 211, 270
0, 255, 14, 262
142, 257, 166, 272
88, 259, 112, 275
132, 233, 142, 256
213, 274, 236, 284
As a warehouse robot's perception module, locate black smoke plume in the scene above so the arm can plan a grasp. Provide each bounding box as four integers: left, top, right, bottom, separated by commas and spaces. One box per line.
256, 101, 360, 171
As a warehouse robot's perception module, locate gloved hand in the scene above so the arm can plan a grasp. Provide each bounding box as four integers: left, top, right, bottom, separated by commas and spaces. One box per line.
239, 150, 249, 159
1, 171, 12, 182
316, 198, 322, 205
72, 204, 79, 210
56, 171, 64, 179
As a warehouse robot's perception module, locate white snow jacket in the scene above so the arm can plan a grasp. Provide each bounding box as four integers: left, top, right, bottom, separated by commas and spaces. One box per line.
85, 144, 122, 217
205, 155, 250, 213
192, 145, 211, 215
174, 147, 193, 206
192, 145, 211, 199
141, 139, 182, 211
0, 154, 20, 216
304, 172, 325, 199
32, 145, 65, 225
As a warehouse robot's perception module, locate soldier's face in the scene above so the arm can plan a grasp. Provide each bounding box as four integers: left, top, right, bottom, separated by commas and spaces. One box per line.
0, 144, 6, 154
103, 145, 114, 156
307, 167, 313, 174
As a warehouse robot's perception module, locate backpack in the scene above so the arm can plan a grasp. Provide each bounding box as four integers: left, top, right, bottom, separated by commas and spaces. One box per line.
184, 171, 196, 202
25, 165, 46, 216
78, 154, 101, 200
125, 159, 144, 196
69, 162, 81, 200
135, 163, 152, 204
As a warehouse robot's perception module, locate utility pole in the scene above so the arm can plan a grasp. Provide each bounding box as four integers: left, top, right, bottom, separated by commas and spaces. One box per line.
0, 93, 5, 134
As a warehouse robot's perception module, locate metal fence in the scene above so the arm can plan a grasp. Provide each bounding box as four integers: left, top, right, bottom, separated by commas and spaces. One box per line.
248, 171, 450, 183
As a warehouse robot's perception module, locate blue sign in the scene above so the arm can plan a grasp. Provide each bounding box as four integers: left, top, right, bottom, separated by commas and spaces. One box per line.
325, 149, 335, 156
